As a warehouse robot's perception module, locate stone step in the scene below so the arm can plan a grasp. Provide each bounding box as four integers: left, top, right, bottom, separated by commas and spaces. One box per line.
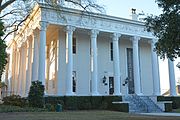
122, 95, 163, 113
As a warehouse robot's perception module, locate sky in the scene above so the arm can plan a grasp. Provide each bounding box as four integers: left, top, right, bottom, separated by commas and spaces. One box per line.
97, 0, 180, 94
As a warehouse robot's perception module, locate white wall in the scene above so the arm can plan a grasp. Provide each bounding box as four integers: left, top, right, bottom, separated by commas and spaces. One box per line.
57, 30, 154, 96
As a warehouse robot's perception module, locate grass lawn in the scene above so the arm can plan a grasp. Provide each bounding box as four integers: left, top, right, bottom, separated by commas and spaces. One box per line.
0, 111, 180, 120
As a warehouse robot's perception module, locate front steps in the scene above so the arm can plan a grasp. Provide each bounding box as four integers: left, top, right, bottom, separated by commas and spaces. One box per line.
122, 95, 163, 113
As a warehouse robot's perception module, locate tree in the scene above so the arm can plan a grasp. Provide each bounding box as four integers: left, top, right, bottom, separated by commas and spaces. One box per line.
28, 81, 44, 108
0, 20, 7, 80
0, 0, 104, 41
0, 0, 103, 80
145, 0, 180, 60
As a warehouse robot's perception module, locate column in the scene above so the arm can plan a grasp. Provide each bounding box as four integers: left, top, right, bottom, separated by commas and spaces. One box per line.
65, 25, 75, 96
15, 48, 20, 95
57, 30, 65, 96
112, 33, 121, 95
91, 29, 99, 95
38, 21, 48, 86
168, 59, 177, 96
18, 45, 26, 96
17, 47, 22, 96
25, 39, 33, 96
151, 39, 161, 95
132, 36, 142, 95
31, 30, 39, 81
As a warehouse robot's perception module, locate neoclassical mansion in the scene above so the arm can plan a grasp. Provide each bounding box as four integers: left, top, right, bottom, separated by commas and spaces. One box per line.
2, 1, 177, 97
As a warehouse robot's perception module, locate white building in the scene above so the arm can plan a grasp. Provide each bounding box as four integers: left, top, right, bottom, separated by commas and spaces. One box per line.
2, 1, 177, 97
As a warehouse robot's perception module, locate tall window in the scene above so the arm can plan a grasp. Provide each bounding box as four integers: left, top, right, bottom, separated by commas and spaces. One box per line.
110, 42, 113, 61
72, 71, 76, 92
73, 37, 76, 54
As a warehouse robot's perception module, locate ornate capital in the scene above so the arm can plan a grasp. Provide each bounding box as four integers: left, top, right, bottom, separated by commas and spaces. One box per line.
64, 25, 76, 33
112, 33, 121, 41
39, 21, 48, 31
91, 29, 99, 38
130, 36, 140, 44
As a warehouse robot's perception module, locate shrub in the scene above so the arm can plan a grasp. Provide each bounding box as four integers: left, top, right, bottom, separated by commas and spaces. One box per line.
0, 105, 47, 112
44, 96, 123, 111
3, 95, 27, 107
157, 96, 180, 109
64, 96, 78, 110
77, 96, 91, 110
165, 103, 172, 112
28, 81, 44, 108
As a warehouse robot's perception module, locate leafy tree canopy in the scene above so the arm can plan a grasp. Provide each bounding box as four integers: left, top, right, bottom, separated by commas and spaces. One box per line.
145, 0, 180, 60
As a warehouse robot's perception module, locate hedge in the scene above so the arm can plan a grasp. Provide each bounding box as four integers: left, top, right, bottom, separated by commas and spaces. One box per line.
157, 96, 180, 109
44, 96, 127, 112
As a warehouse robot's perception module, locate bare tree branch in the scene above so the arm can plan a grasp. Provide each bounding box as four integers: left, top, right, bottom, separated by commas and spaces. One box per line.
0, 9, 21, 19
0, 0, 3, 6
0, 0, 16, 12
3, 14, 29, 41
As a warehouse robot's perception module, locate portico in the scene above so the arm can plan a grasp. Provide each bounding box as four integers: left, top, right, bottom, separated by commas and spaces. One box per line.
3, 2, 178, 97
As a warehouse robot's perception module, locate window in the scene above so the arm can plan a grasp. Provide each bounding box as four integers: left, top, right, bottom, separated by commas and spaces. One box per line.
110, 42, 113, 61
73, 37, 76, 54
72, 71, 76, 92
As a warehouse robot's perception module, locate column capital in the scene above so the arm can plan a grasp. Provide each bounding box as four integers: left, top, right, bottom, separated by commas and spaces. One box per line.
91, 29, 99, 38
112, 33, 121, 41
65, 25, 76, 33
131, 36, 140, 44
39, 21, 48, 31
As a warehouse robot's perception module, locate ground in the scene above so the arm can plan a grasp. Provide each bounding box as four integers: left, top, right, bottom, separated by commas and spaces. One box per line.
0, 111, 180, 120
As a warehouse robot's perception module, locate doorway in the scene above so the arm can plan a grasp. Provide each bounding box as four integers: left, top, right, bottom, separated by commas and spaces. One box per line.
127, 48, 135, 94
109, 77, 114, 95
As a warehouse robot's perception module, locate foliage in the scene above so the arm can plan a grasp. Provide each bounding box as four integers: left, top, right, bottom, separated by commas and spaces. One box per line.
44, 96, 123, 111
28, 81, 45, 108
0, 20, 7, 80
2, 95, 27, 107
157, 96, 180, 109
164, 103, 172, 112
0, 0, 104, 41
145, 0, 180, 60
0, 105, 47, 112
0, 81, 7, 88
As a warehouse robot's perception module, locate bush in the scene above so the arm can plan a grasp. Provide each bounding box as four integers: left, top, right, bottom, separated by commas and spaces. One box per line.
165, 103, 172, 112
3, 95, 27, 107
77, 96, 91, 110
28, 81, 44, 108
0, 105, 47, 112
44, 96, 123, 111
157, 96, 180, 109
64, 96, 78, 110
111, 103, 129, 112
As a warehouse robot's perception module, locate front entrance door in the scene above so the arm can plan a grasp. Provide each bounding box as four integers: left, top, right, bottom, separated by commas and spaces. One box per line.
127, 48, 135, 94
109, 77, 114, 95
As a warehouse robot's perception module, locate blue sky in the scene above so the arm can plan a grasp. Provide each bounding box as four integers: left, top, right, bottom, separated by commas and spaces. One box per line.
97, 0, 180, 94
97, 0, 162, 19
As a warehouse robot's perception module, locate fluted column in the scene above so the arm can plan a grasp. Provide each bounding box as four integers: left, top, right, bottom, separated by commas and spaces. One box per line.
112, 33, 121, 95
168, 59, 177, 96
15, 49, 20, 95
65, 25, 75, 96
25, 39, 33, 96
91, 29, 99, 95
151, 39, 161, 95
31, 30, 39, 82
38, 21, 48, 86
132, 36, 142, 95
18, 44, 26, 96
